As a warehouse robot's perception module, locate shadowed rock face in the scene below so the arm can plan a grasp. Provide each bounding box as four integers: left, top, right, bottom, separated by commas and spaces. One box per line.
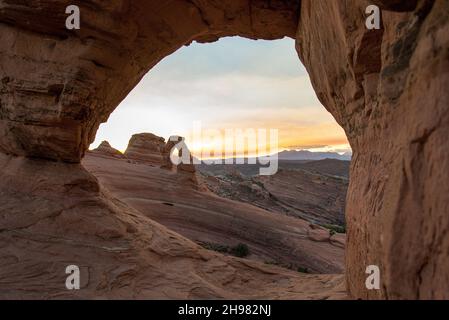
0, 0, 301, 162
297, 0, 449, 299
372, 0, 418, 11
0, 0, 448, 299
91, 141, 124, 159
124, 133, 166, 165
121, 133, 197, 174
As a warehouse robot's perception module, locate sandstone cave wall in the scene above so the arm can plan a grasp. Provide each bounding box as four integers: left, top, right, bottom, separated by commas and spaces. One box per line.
0, 0, 448, 299
0, 0, 299, 161
297, 0, 449, 299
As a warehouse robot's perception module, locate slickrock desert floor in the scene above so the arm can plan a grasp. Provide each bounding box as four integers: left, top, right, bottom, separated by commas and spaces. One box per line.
0, 151, 346, 299
83, 151, 346, 274
198, 159, 349, 227
52, 135, 346, 299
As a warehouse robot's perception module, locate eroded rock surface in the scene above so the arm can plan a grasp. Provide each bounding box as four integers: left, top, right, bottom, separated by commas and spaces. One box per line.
124, 133, 166, 165
0, 0, 448, 299
83, 152, 345, 274
296, 0, 449, 299
0, 153, 346, 299
200, 165, 348, 227
90, 141, 125, 159
0, 0, 300, 162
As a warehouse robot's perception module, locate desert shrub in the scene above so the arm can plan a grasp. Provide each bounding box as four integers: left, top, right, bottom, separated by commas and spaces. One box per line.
199, 242, 250, 258
297, 266, 309, 273
200, 242, 229, 253
264, 261, 311, 274
322, 224, 346, 234
230, 243, 250, 258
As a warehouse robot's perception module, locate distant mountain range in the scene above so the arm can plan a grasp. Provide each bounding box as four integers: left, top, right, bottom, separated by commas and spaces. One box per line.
277, 150, 352, 161
197, 150, 352, 164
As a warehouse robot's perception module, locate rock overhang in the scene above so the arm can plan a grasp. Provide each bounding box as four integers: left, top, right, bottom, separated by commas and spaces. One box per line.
0, 0, 302, 162
1, 0, 448, 299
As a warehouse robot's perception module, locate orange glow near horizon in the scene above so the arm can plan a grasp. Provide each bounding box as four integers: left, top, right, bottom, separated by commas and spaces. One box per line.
180, 120, 350, 160
108, 115, 351, 158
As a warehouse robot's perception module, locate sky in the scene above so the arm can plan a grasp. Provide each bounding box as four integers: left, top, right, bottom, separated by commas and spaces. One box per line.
91, 36, 350, 158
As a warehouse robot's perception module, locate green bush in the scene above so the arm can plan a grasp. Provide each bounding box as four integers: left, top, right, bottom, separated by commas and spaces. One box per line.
230, 243, 250, 258
200, 242, 229, 253
297, 266, 309, 273
200, 242, 250, 258
322, 224, 346, 234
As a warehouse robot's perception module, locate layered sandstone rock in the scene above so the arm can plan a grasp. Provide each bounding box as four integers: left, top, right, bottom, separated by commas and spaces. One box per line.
83, 151, 345, 274
0, 0, 300, 162
162, 135, 197, 175
161, 136, 180, 171
91, 141, 124, 159
0, 153, 345, 299
123, 133, 197, 173
168, 136, 199, 188
124, 133, 165, 165
0, 0, 448, 299
296, 0, 449, 299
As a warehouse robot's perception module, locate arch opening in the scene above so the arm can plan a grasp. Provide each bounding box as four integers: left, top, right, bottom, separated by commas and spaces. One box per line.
85, 36, 350, 276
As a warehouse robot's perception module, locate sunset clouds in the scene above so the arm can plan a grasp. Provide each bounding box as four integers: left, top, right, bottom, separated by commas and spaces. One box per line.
92, 37, 350, 155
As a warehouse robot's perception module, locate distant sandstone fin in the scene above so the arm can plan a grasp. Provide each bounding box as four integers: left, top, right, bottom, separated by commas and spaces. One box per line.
124, 133, 197, 176
92, 140, 125, 159
124, 133, 166, 165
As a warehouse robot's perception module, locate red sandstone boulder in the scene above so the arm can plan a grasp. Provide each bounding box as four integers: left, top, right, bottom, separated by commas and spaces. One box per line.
124, 133, 165, 166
